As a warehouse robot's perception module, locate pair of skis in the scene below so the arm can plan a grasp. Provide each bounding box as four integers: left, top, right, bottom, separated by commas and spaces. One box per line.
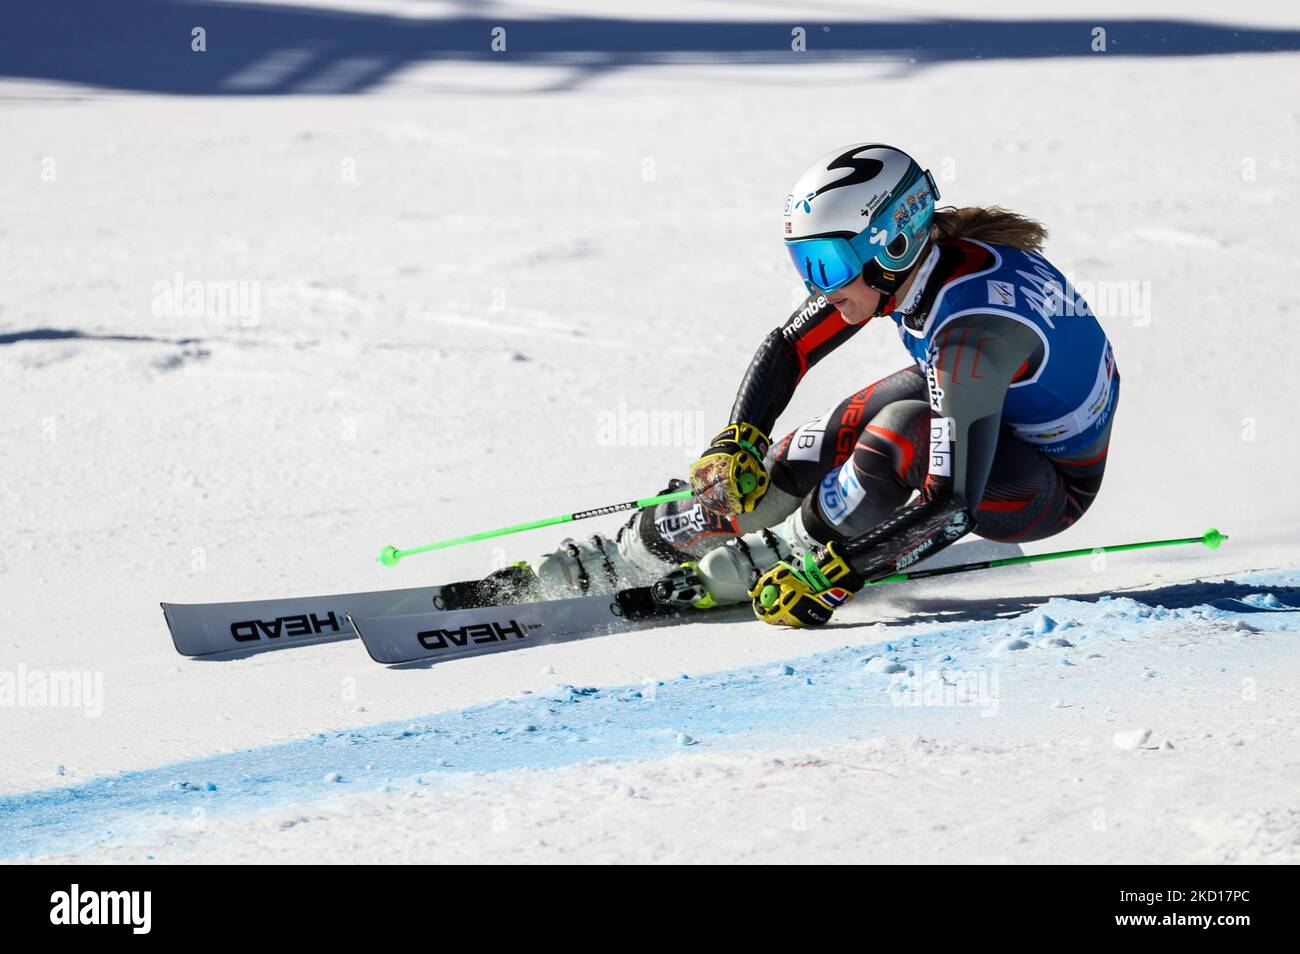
163, 488, 706, 665
161, 578, 697, 666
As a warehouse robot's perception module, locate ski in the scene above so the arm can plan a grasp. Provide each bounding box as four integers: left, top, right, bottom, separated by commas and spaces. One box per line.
161, 578, 686, 659
162, 584, 450, 657
350, 584, 708, 666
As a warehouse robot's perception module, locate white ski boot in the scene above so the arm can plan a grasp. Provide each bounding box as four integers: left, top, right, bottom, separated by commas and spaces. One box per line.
650, 508, 823, 609
534, 510, 681, 599
438, 480, 689, 609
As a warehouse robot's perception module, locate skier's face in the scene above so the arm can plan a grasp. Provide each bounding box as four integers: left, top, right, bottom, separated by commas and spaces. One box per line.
824, 274, 882, 324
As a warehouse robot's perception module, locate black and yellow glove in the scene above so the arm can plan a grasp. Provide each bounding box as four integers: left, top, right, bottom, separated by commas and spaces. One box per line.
689, 423, 771, 516
748, 542, 862, 628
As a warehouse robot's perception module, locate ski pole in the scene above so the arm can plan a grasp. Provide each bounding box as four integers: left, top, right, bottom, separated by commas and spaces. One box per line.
377, 488, 695, 567
863, 527, 1228, 587
760, 528, 1227, 607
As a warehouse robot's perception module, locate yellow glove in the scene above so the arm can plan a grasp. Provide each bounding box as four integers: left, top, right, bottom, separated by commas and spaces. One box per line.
689, 423, 771, 516
748, 543, 860, 628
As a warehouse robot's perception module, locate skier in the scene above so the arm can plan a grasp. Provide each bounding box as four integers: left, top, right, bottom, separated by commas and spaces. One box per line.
530, 143, 1118, 627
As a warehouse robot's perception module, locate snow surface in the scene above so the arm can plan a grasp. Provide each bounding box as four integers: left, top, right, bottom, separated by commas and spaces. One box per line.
2, 0, 1299, 863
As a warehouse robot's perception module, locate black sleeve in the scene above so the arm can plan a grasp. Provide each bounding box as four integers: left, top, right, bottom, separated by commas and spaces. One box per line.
839, 313, 1042, 580
728, 293, 867, 435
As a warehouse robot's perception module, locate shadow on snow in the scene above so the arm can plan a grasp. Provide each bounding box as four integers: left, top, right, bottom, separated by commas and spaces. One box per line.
4, 3, 1299, 95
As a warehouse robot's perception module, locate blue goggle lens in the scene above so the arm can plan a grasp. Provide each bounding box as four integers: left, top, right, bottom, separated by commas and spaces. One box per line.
785, 237, 863, 293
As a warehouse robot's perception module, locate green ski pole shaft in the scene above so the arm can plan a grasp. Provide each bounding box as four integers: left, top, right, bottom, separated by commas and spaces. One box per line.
378, 488, 695, 567
863, 527, 1228, 587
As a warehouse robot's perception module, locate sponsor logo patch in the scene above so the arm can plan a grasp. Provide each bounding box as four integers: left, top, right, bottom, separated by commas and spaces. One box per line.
987, 279, 1016, 306
923, 344, 945, 412
818, 464, 866, 525
783, 295, 829, 338
818, 472, 847, 523
929, 416, 953, 477
656, 505, 707, 542
820, 588, 853, 608
788, 407, 833, 462
944, 511, 973, 540
897, 537, 935, 569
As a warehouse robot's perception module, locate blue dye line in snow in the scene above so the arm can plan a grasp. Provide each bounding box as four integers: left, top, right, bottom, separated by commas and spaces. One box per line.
1, 650, 883, 860
2, 576, 1298, 860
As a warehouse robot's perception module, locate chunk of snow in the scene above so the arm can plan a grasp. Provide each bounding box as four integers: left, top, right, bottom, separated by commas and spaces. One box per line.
1112, 728, 1152, 750
864, 656, 906, 674
1038, 636, 1073, 648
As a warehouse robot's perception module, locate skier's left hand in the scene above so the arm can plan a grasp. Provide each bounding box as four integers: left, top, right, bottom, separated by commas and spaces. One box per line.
748, 543, 862, 628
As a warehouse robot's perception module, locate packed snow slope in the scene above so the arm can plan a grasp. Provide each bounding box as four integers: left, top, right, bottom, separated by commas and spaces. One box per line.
2, 0, 1299, 863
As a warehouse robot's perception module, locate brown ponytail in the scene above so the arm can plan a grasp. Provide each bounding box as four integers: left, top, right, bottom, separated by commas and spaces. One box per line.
932, 206, 1048, 252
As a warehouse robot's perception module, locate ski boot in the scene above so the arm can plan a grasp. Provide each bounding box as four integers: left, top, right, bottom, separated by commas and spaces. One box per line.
533, 482, 688, 599
438, 481, 689, 611
620, 508, 824, 619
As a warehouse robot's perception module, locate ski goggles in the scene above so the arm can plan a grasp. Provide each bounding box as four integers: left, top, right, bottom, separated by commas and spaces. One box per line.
785, 232, 877, 294
787, 169, 940, 294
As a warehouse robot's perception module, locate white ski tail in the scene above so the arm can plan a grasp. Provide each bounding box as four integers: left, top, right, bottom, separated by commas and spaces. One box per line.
162, 585, 445, 657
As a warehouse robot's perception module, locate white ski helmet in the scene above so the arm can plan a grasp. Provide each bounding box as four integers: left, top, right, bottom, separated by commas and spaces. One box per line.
783, 143, 939, 297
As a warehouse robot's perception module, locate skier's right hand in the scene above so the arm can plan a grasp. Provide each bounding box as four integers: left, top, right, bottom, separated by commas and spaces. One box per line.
748, 542, 861, 628
689, 422, 772, 516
